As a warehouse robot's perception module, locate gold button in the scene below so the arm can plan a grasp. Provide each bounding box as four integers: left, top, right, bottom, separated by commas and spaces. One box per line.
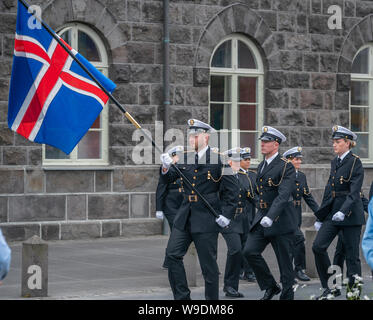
260, 179, 263, 182
297, 194, 299, 197
332, 176, 334, 179
260, 199, 263, 202
239, 195, 242, 198
297, 188, 300, 191
260, 192, 263, 195
193, 176, 196, 180
191, 190, 195, 194
260, 186, 263, 189
192, 183, 195, 186
194, 169, 198, 173
332, 183, 334, 186
239, 202, 241, 205
296, 183, 299, 186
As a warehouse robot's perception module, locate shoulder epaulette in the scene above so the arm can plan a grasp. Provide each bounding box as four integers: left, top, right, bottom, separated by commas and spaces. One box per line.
247, 169, 257, 173
281, 157, 290, 163
352, 154, 360, 159
238, 171, 247, 175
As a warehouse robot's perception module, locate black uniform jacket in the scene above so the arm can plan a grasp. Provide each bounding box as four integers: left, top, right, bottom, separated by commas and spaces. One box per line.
314, 152, 365, 226
160, 147, 240, 233
292, 171, 319, 228
250, 154, 297, 237
155, 178, 184, 219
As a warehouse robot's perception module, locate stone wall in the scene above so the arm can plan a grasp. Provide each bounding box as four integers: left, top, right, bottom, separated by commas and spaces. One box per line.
1, 0, 373, 241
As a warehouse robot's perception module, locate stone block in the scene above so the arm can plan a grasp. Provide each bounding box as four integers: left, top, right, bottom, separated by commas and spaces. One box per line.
0, 13, 16, 33
311, 74, 335, 90
170, 25, 192, 44
121, 218, 162, 237
110, 64, 130, 84
297, 14, 308, 33
131, 65, 162, 84
102, 221, 121, 237
142, 1, 162, 23
300, 90, 323, 109
285, 73, 310, 89
130, 194, 149, 218
280, 110, 305, 126
115, 83, 138, 105
0, 60, 12, 77
95, 171, 111, 193
176, 46, 195, 67
28, 148, 42, 166
311, 35, 333, 52
255, 19, 272, 44
257, 10, 277, 31
320, 54, 338, 73
3, 147, 27, 165
125, 42, 155, 64
169, 106, 193, 125
0, 170, 24, 194
260, 0, 272, 10
265, 89, 289, 109
0, 197, 7, 223
0, 78, 9, 101
269, 51, 303, 71
335, 91, 349, 110
170, 66, 193, 85
336, 74, 351, 92
128, 0, 141, 22
46, 171, 94, 193
60, 222, 101, 240
88, 194, 129, 219
1, 224, 40, 242
25, 169, 44, 194
174, 86, 185, 106
301, 128, 322, 147
132, 24, 162, 42
67, 195, 86, 221
9, 195, 66, 222
109, 147, 127, 166
139, 85, 151, 105
185, 87, 208, 106
303, 53, 319, 72
113, 168, 159, 192
287, 34, 310, 51
266, 71, 285, 89
356, 1, 373, 17
359, 18, 373, 43
278, 13, 296, 32
193, 68, 210, 87
22, 236, 48, 297
41, 224, 60, 241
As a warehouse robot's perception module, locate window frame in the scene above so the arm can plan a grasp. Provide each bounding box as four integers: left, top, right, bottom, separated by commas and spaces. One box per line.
209, 34, 264, 164
42, 22, 109, 166
350, 44, 373, 163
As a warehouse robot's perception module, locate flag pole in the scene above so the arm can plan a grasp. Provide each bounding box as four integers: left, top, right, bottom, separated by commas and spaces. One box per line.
18, 0, 221, 219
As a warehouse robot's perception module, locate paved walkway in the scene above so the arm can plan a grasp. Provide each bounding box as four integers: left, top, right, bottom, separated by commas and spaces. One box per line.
0, 234, 372, 300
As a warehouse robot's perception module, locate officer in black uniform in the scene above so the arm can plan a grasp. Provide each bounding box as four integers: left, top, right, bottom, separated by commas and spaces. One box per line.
220, 148, 246, 298
155, 146, 185, 269
332, 191, 369, 283
159, 119, 239, 300
238, 147, 257, 282
243, 126, 297, 300
312, 125, 365, 300
283, 146, 319, 282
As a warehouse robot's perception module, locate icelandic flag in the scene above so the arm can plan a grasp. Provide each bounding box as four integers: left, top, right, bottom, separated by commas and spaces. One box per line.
8, 1, 116, 154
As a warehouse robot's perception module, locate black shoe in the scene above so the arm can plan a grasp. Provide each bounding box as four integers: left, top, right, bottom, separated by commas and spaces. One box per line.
223, 286, 244, 298
260, 284, 281, 300
316, 288, 341, 300
295, 270, 311, 282
245, 272, 256, 283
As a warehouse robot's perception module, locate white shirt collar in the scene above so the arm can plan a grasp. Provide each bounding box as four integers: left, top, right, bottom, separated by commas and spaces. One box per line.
240, 167, 247, 173
265, 152, 278, 165
339, 150, 350, 161
197, 145, 209, 159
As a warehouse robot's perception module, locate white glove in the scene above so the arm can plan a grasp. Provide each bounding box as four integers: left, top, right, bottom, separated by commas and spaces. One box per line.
160, 153, 173, 169
314, 221, 322, 231
156, 211, 164, 220
260, 216, 273, 228
215, 215, 230, 228
332, 211, 345, 222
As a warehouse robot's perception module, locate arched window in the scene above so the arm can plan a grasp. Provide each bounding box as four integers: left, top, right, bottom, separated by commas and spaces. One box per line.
350, 45, 373, 161
42, 23, 109, 165
209, 34, 264, 161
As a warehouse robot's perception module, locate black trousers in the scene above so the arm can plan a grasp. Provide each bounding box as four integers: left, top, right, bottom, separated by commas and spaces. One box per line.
240, 232, 254, 274
162, 213, 176, 267
293, 228, 306, 271
243, 224, 295, 300
221, 232, 242, 291
312, 221, 362, 289
166, 226, 220, 300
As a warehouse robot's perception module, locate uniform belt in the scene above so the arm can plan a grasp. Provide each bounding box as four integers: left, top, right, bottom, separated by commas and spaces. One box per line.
332, 191, 349, 198
168, 188, 183, 193
187, 192, 218, 202
293, 200, 301, 206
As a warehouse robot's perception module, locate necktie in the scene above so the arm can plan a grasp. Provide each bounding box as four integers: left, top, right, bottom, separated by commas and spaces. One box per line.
195, 153, 199, 164
337, 157, 341, 167
261, 160, 268, 173
296, 171, 298, 179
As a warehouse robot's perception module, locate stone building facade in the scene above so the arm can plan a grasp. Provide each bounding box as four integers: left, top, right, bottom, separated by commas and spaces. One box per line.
0, 0, 372, 241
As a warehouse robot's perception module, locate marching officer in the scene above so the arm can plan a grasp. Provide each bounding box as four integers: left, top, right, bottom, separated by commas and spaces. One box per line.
238, 147, 257, 282
243, 126, 297, 300
159, 119, 239, 300
155, 146, 185, 269
283, 146, 319, 282
312, 125, 365, 300
220, 148, 246, 298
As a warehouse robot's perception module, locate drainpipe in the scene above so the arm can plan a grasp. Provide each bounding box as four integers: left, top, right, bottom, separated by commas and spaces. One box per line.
162, 0, 170, 236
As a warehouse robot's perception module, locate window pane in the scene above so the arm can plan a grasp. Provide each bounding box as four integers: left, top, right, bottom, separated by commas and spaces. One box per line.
60, 29, 72, 46
78, 30, 101, 62
45, 145, 69, 159
351, 81, 369, 105
211, 40, 231, 68
210, 76, 231, 102
239, 132, 258, 158
238, 40, 256, 69
238, 77, 257, 103
239, 105, 257, 130
77, 131, 101, 159
355, 133, 369, 158
210, 104, 231, 130
351, 107, 369, 132
352, 48, 369, 74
